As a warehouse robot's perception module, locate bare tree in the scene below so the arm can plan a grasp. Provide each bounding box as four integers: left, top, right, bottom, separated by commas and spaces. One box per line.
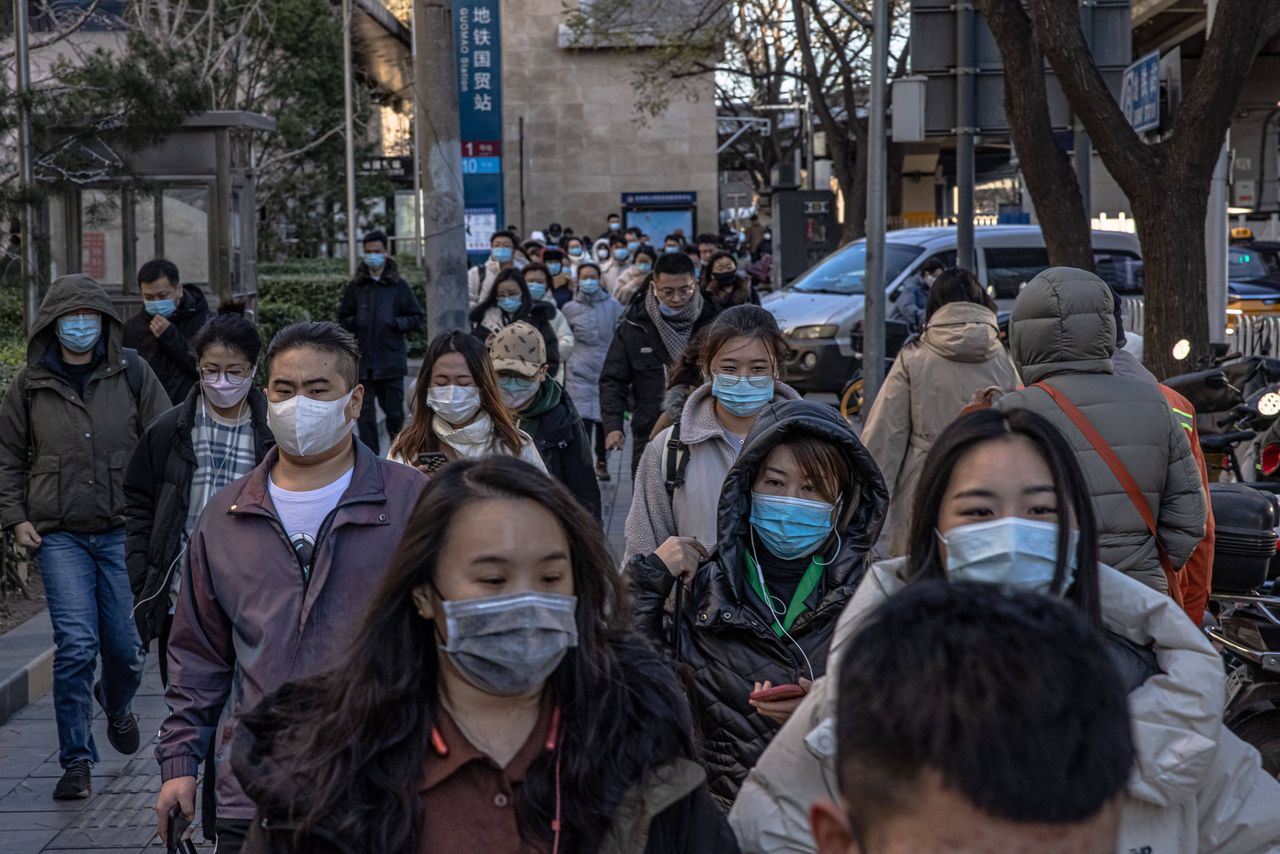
1029, 0, 1280, 377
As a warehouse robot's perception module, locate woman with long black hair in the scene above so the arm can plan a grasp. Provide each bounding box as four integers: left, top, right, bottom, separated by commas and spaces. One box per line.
230, 457, 739, 854
470, 267, 561, 379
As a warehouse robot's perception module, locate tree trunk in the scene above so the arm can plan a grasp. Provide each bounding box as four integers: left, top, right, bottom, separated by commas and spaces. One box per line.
977, 0, 1093, 269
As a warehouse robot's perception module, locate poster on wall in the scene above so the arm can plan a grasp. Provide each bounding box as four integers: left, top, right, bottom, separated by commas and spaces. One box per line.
454, 0, 504, 261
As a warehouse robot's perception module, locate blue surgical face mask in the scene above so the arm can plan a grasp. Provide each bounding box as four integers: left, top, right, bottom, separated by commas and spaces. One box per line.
750, 493, 836, 560
712, 373, 775, 417
578, 278, 601, 295
364, 252, 386, 270
941, 518, 1077, 595
547, 262, 563, 275
664, 245, 679, 254
527, 281, 548, 301
144, 298, 177, 318
57, 314, 102, 353
627, 241, 640, 253
497, 374, 540, 409
491, 246, 514, 264
498, 295, 523, 314
568, 246, 584, 258
609, 222, 621, 230
637, 262, 653, 274
613, 248, 629, 261
658, 302, 680, 317
693, 264, 703, 279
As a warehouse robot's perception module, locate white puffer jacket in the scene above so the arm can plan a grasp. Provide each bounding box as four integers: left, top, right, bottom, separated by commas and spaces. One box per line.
729, 559, 1280, 854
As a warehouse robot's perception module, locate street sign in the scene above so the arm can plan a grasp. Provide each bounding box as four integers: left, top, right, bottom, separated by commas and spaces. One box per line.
454, 0, 504, 256
359, 156, 411, 179
621, 192, 697, 206
1121, 51, 1160, 133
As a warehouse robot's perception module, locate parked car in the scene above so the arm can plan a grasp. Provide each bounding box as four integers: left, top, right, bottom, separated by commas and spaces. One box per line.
763, 225, 1143, 394
1228, 244, 1280, 319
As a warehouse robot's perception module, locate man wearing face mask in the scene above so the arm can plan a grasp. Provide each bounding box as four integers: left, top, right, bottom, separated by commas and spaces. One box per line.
467, 230, 520, 308
489, 323, 601, 520
887, 258, 944, 334
154, 322, 428, 853
337, 229, 424, 455
123, 258, 213, 403
0, 274, 171, 801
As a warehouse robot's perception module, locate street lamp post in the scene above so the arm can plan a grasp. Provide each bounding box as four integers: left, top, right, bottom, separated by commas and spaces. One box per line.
863, 0, 890, 409
14, 0, 40, 333
342, 0, 359, 277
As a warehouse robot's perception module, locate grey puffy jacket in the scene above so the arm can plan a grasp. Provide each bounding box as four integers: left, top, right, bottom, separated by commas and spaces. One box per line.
994, 267, 1206, 592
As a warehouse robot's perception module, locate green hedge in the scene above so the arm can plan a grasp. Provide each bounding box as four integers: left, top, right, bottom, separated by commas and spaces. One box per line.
0, 289, 24, 393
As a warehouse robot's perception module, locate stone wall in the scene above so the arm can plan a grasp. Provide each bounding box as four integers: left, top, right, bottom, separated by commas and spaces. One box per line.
500, 0, 719, 237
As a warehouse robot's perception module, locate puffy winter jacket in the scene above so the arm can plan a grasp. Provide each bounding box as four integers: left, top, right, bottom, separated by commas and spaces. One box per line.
337, 258, 424, 380
628, 400, 888, 806
0, 274, 171, 535
994, 267, 1206, 592
623, 381, 800, 562
122, 283, 213, 403
561, 288, 625, 422
514, 379, 601, 520
123, 386, 274, 647
862, 301, 1019, 555
598, 298, 718, 442
730, 558, 1280, 854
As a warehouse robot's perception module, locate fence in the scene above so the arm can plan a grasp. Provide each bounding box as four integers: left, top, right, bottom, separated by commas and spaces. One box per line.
1122, 297, 1280, 360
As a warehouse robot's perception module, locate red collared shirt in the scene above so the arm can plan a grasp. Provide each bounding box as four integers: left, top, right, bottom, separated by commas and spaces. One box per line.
419, 700, 554, 854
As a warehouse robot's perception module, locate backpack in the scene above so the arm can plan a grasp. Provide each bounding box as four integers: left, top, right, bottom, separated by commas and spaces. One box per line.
23, 346, 144, 430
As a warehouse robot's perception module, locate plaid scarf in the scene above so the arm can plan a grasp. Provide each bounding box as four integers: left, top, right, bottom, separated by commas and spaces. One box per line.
645, 287, 703, 362
185, 403, 257, 538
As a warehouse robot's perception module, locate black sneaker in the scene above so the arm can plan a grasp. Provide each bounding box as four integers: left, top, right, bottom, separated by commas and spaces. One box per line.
93, 681, 140, 755
53, 760, 92, 800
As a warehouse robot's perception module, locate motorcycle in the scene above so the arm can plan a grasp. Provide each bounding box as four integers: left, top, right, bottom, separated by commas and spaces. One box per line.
1164, 354, 1280, 482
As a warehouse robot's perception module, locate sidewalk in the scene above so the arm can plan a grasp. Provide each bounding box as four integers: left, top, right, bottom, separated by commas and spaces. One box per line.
0, 431, 636, 853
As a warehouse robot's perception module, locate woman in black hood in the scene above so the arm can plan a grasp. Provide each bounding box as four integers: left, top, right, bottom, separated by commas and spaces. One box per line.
628, 399, 888, 807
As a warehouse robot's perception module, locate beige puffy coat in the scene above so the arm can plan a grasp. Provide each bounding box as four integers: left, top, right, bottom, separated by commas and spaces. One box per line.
861, 302, 1019, 554
729, 559, 1280, 854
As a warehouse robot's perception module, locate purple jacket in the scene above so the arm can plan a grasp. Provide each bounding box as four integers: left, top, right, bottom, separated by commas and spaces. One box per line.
156, 440, 428, 819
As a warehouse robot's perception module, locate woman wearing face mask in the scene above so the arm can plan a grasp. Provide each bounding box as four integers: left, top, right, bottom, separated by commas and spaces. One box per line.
731, 407, 1280, 854
600, 234, 631, 293
389, 331, 545, 473
230, 457, 740, 853
564, 235, 587, 277
624, 305, 798, 564
701, 250, 760, 308
124, 302, 273, 686
629, 400, 888, 807
519, 262, 574, 384
560, 261, 625, 481
862, 267, 1018, 556
470, 268, 561, 380
613, 245, 657, 306
541, 248, 573, 308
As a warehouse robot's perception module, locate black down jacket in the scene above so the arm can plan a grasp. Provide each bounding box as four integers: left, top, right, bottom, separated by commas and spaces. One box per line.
122, 284, 213, 403
629, 400, 888, 807
515, 379, 602, 521
337, 258, 425, 380
123, 386, 274, 647
598, 297, 719, 441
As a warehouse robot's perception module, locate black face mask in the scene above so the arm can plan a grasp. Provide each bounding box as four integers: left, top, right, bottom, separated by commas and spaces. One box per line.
713, 270, 738, 288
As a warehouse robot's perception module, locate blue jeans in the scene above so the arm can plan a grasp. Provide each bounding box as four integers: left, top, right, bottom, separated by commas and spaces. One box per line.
37, 527, 145, 767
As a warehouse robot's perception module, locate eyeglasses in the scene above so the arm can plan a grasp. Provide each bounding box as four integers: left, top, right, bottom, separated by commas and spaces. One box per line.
714, 373, 773, 388
655, 285, 696, 300
200, 366, 251, 382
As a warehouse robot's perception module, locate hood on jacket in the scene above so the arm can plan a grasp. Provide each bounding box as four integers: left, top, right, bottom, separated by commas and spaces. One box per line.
712, 400, 889, 601
1009, 267, 1116, 384
678, 379, 802, 446
27, 274, 123, 366
174, 283, 210, 319
920, 301, 1003, 364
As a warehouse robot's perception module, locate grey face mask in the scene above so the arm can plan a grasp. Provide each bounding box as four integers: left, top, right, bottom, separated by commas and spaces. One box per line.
439, 592, 579, 696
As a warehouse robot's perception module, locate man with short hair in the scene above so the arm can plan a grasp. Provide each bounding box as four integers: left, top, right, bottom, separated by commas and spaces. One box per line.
337, 229, 423, 454
696, 233, 721, 268
0, 274, 171, 800
606, 212, 622, 232
467, 230, 519, 308
154, 322, 428, 853
810, 582, 1133, 854
662, 234, 682, 254
600, 251, 719, 475
123, 258, 212, 403
624, 227, 642, 256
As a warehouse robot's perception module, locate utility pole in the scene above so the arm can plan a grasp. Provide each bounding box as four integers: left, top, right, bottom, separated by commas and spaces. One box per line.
410, 2, 425, 268
954, 0, 976, 270
863, 0, 890, 409
342, 0, 358, 276
1205, 0, 1228, 345
415, 0, 470, 338
14, 0, 40, 333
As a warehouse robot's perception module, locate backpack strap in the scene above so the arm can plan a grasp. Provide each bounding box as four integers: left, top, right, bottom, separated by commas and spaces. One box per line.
1034, 381, 1180, 594
120, 347, 143, 406
661, 419, 691, 499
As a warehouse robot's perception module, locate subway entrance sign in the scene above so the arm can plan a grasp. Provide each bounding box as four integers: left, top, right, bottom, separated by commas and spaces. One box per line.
454, 0, 504, 260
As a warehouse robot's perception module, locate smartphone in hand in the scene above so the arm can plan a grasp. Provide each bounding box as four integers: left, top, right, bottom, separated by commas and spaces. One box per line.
749, 683, 807, 703
417, 452, 449, 473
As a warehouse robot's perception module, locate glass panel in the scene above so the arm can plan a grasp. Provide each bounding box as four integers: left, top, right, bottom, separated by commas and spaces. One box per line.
80, 189, 123, 287
1094, 251, 1144, 296
231, 189, 242, 293
791, 243, 923, 295
983, 247, 1050, 300
1229, 247, 1269, 281
162, 187, 210, 289
135, 191, 160, 268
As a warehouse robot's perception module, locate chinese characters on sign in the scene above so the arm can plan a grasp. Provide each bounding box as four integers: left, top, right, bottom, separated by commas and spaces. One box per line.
455, 0, 504, 257
1121, 51, 1160, 134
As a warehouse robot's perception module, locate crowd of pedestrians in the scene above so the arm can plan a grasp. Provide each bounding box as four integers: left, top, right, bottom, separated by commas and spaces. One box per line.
1, 219, 1279, 854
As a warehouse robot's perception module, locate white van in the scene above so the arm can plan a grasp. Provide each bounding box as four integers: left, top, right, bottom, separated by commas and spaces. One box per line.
763, 225, 1143, 393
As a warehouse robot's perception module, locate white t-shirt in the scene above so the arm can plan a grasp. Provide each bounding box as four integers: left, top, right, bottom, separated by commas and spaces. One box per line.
267, 466, 354, 577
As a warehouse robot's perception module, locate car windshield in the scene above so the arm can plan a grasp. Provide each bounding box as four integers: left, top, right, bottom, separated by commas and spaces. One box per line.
790, 242, 922, 295
1230, 248, 1269, 280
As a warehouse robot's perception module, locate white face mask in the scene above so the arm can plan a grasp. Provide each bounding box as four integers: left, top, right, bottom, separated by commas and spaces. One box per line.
267, 390, 355, 457
940, 517, 1077, 596
428, 384, 482, 425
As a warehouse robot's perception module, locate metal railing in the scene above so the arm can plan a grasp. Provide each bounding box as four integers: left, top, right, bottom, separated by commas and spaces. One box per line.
1123, 297, 1280, 359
